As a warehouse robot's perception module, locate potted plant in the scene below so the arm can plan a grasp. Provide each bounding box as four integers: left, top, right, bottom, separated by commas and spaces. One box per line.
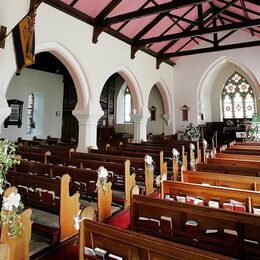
184, 123, 201, 141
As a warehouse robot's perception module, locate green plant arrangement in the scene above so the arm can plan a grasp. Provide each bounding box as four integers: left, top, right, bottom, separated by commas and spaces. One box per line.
0, 140, 23, 239
184, 123, 200, 141
0, 140, 20, 195
0, 192, 24, 239
247, 123, 260, 141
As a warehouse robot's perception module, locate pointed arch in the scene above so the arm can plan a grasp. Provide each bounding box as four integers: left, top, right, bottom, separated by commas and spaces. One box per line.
197, 56, 260, 121
2, 42, 90, 111
104, 66, 143, 114
153, 79, 173, 116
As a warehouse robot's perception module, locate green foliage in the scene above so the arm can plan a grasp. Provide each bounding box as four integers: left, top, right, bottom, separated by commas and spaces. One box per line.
0, 197, 24, 239
184, 123, 200, 140
0, 140, 20, 194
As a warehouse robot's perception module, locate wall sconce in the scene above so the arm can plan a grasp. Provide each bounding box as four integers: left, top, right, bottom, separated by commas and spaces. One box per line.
180, 105, 189, 121
150, 106, 157, 121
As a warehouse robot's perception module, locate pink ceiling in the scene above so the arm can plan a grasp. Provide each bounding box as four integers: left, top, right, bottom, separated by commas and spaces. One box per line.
57, 0, 260, 65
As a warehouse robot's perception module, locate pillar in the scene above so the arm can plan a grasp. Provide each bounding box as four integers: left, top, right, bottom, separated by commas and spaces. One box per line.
131, 112, 150, 143
73, 110, 103, 152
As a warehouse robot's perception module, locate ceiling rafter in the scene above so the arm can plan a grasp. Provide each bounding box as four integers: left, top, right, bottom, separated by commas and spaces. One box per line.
44, 0, 95, 25
131, 5, 197, 58
139, 18, 260, 45
239, 0, 254, 36
70, 0, 78, 7
157, 39, 260, 60
95, 0, 123, 21
93, 0, 153, 43
218, 0, 260, 16
92, 0, 214, 43
115, 0, 154, 33
97, 0, 214, 26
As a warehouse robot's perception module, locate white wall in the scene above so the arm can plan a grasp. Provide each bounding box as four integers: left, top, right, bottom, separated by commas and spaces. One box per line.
0, 2, 175, 147
173, 30, 260, 131
147, 85, 165, 135
1, 68, 64, 141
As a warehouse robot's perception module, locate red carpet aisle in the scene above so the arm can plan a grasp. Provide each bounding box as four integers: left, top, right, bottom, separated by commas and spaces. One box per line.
106, 208, 130, 229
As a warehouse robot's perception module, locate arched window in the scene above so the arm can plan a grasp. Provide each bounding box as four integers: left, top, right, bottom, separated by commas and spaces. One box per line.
26, 93, 35, 134
124, 87, 132, 123
222, 72, 256, 119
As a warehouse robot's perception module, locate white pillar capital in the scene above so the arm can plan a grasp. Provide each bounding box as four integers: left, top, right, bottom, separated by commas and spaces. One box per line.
73, 110, 103, 152
130, 112, 150, 143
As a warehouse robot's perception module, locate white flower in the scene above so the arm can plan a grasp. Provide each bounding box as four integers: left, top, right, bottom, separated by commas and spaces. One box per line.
145, 155, 154, 166
190, 159, 196, 171
3, 192, 21, 211
97, 166, 108, 180
155, 175, 161, 187
172, 148, 179, 160
190, 143, 195, 151
203, 139, 207, 147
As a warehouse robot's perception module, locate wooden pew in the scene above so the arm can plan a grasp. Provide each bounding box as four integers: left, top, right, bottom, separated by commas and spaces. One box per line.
196, 162, 260, 177
161, 181, 260, 214
0, 186, 32, 260
16, 159, 134, 209
90, 148, 165, 175
131, 194, 260, 259
206, 157, 260, 167
17, 150, 50, 164
222, 148, 260, 156
215, 153, 260, 161
79, 218, 232, 260
6, 172, 80, 243
181, 170, 260, 191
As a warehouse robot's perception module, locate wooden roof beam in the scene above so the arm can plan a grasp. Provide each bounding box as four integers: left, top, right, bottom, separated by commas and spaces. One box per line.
96, 0, 123, 21
240, 0, 254, 36
96, 0, 214, 27
139, 18, 260, 44
158, 40, 260, 59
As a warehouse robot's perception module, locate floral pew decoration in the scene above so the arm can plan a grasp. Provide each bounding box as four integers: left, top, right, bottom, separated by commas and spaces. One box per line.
0, 140, 20, 194
172, 148, 181, 181
189, 143, 196, 171
0, 187, 32, 260
0, 140, 31, 260
96, 166, 112, 222
144, 155, 155, 196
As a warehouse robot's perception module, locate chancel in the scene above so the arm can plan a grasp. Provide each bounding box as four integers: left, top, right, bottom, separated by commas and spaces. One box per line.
0, 0, 260, 259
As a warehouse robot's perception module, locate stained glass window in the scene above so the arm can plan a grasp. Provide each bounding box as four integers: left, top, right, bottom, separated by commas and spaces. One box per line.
124, 87, 132, 123
222, 72, 256, 119
26, 93, 35, 134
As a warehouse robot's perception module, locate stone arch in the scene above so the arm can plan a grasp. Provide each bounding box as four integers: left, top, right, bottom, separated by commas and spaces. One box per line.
197, 56, 260, 122
103, 66, 143, 114
153, 79, 173, 116
2, 42, 90, 111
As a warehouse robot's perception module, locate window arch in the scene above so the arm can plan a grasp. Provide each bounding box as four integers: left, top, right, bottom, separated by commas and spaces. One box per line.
26, 93, 35, 134
124, 87, 132, 123
222, 72, 256, 119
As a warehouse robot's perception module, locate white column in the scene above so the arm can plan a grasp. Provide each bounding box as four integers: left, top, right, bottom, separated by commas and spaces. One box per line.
73, 110, 103, 152
0, 93, 11, 134
131, 112, 150, 143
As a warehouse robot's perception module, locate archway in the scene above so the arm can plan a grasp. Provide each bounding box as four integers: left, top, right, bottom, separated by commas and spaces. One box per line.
1, 42, 90, 143
198, 56, 260, 123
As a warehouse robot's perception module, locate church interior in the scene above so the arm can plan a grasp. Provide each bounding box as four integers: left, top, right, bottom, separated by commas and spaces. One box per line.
0, 0, 260, 259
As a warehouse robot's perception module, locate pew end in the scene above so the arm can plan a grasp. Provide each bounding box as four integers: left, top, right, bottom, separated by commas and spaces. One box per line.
1, 187, 32, 260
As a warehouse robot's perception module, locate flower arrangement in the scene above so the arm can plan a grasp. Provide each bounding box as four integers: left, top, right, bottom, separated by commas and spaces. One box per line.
190, 143, 195, 151
96, 166, 109, 193
190, 159, 196, 171
247, 124, 260, 141
0, 192, 24, 239
172, 148, 180, 161
145, 155, 154, 170
184, 123, 200, 141
0, 140, 20, 195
